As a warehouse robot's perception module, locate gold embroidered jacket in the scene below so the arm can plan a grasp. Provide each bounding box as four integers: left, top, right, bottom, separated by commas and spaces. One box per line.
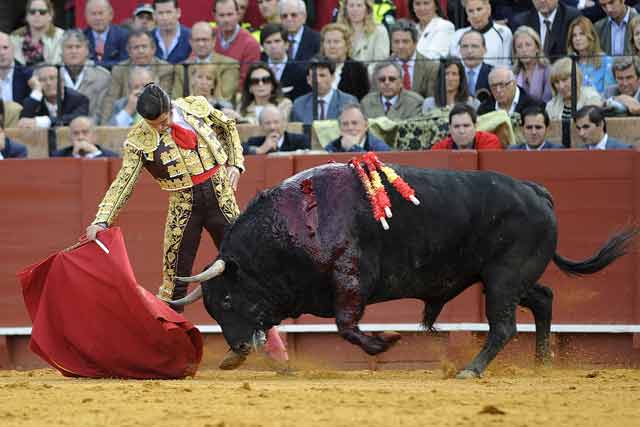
92, 96, 244, 226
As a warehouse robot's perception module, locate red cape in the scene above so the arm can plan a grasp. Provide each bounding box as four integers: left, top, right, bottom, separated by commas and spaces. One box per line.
17, 227, 203, 379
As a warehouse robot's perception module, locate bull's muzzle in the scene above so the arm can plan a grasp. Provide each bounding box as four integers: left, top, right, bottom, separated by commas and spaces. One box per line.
176, 259, 226, 282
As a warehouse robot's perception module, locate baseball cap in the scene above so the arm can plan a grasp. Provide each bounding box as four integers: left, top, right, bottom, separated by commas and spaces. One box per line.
134, 4, 154, 16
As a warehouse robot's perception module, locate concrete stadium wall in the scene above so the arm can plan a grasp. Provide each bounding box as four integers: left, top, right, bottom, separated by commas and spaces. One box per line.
1, 151, 640, 370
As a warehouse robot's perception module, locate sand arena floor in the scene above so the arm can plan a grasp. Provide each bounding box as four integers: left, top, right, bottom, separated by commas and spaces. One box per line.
1, 365, 640, 427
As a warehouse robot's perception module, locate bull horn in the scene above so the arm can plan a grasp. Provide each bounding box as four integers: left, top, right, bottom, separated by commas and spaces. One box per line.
169, 286, 203, 307
176, 259, 226, 282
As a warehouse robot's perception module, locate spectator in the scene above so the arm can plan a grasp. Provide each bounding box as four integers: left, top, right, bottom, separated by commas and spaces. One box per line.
130, 3, 156, 33
0, 101, 27, 158
320, 23, 369, 100
458, 30, 493, 99
83, 0, 129, 68
214, 0, 261, 87
51, 116, 118, 158
509, 105, 564, 150
567, 16, 615, 94
107, 66, 155, 127
2, 100, 23, 128
595, 0, 639, 56
290, 56, 358, 124
510, 0, 580, 61
260, 23, 309, 100
279, 0, 321, 62
101, 30, 181, 122
243, 104, 309, 154
19, 64, 90, 128
477, 66, 542, 115
187, 64, 233, 110
337, 0, 391, 73
61, 30, 111, 124
604, 56, 640, 115
326, 103, 390, 152
0, 31, 32, 105
10, 0, 64, 66
409, 0, 455, 60
432, 102, 502, 149
186, 21, 239, 102
630, 14, 640, 54
361, 61, 424, 120
546, 57, 603, 120
574, 105, 633, 149
153, 0, 191, 64
257, 0, 280, 25
512, 26, 552, 103
224, 62, 292, 124
389, 20, 439, 99
422, 56, 480, 112
449, 0, 512, 67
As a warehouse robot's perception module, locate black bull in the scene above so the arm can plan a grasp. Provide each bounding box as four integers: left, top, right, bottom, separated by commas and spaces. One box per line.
172, 163, 635, 378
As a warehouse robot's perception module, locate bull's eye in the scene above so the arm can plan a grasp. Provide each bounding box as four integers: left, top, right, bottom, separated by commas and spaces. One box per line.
221, 295, 232, 310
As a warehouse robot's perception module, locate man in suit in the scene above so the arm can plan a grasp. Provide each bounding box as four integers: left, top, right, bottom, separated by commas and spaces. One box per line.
61, 29, 112, 124
51, 116, 118, 158
18, 64, 90, 128
83, 0, 129, 68
458, 30, 493, 101
186, 22, 239, 102
605, 56, 640, 115
326, 103, 390, 152
510, 0, 581, 62
243, 104, 309, 154
290, 56, 358, 124
101, 30, 182, 122
575, 105, 633, 149
153, 0, 192, 64
279, 0, 321, 62
361, 61, 424, 121
509, 105, 564, 150
595, 0, 639, 56
0, 31, 32, 105
260, 23, 309, 101
389, 20, 439, 100
477, 66, 542, 116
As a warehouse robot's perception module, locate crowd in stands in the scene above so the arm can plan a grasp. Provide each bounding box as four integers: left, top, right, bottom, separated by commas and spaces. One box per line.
2, 0, 640, 160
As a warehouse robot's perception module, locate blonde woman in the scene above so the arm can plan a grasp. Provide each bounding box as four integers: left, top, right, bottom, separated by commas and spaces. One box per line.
10, 0, 64, 66
409, 0, 454, 60
567, 16, 615, 95
629, 15, 640, 55
320, 23, 369, 100
188, 64, 232, 110
337, 0, 390, 73
546, 57, 602, 121
512, 26, 552, 103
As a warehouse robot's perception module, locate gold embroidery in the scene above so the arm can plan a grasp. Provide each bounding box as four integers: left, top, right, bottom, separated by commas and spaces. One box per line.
127, 120, 159, 157
160, 148, 179, 165
174, 96, 211, 118
157, 189, 193, 302
158, 175, 193, 191
211, 168, 240, 223
92, 144, 145, 226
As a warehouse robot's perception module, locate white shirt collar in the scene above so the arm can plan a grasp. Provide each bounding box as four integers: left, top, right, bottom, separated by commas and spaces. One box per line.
319, 89, 334, 106
381, 94, 398, 108
538, 8, 558, 25
594, 133, 609, 150
62, 66, 85, 91
155, 24, 182, 59
495, 86, 520, 115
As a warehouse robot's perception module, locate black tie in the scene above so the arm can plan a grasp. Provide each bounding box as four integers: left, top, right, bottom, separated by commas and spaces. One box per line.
543, 19, 552, 56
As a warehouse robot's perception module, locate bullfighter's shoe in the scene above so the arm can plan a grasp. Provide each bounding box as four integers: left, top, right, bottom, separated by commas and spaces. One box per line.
219, 349, 247, 370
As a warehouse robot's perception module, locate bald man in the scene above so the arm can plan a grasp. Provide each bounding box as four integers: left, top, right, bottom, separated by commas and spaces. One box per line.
0, 31, 32, 104
83, 0, 129, 68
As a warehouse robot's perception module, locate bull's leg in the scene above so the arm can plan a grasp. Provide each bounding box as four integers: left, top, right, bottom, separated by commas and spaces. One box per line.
456, 284, 520, 379
333, 271, 400, 355
518, 283, 554, 366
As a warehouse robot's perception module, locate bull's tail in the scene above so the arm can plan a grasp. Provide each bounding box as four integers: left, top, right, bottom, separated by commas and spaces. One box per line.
553, 228, 638, 276
169, 286, 203, 308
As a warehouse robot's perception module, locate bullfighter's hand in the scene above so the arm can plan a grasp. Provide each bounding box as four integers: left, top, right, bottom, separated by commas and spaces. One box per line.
86, 224, 107, 241
226, 165, 240, 191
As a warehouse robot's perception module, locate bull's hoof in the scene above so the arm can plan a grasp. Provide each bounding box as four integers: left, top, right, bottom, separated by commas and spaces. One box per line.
378, 331, 402, 344
455, 369, 481, 380
219, 349, 247, 370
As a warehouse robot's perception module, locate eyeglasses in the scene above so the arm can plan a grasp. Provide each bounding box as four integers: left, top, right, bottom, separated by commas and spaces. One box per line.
489, 80, 513, 90
250, 76, 272, 85
377, 76, 398, 83
28, 8, 49, 15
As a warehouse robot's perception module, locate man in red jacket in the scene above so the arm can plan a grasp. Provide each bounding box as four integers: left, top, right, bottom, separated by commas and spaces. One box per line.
431, 103, 503, 150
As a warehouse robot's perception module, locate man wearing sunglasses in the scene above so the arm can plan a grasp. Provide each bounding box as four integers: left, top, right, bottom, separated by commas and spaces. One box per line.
361, 61, 424, 121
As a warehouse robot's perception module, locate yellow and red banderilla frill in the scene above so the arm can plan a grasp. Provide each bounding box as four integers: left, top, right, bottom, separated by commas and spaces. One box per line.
348, 152, 420, 230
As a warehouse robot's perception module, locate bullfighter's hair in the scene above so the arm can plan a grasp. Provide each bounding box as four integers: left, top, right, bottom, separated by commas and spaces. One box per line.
137, 83, 171, 120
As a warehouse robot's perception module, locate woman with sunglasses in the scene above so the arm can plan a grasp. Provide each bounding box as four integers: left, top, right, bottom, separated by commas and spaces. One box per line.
223, 63, 292, 125
10, 0, 64, 66
188, 64, 233, 111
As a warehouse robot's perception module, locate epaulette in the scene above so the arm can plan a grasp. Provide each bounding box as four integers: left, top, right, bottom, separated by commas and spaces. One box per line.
125, 119, 159, 154
174, 96, 212, 118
